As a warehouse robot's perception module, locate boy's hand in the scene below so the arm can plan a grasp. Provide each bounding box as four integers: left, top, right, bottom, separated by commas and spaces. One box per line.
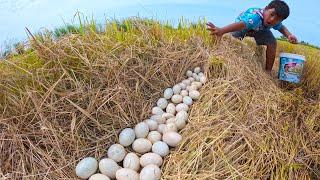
206, 22, 224, 36
288, 34, 298, 44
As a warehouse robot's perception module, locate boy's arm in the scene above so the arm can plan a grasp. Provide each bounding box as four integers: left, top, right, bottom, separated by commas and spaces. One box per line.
207, 22, 246, 36
279, 25, 298, 44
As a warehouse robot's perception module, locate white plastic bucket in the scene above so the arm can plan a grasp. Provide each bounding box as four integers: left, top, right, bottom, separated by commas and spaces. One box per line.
278, 53, 306, 83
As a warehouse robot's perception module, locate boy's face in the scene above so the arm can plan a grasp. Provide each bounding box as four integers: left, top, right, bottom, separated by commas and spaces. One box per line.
263, 8, 282, 26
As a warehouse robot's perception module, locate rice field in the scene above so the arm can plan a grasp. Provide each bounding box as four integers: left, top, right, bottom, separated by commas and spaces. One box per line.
0, 18, 319, 179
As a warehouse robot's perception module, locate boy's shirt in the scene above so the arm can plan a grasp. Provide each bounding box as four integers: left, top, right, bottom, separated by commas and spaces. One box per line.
236, 8, 283, 32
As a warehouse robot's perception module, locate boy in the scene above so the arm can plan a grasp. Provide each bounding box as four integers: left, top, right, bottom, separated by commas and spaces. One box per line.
206, 0, 297, 73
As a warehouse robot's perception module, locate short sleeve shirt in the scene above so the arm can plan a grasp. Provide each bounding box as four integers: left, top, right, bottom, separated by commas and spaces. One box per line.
236, 8, 283, 32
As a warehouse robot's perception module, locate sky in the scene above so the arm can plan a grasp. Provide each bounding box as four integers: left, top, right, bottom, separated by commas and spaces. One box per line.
0, 0, 319, 51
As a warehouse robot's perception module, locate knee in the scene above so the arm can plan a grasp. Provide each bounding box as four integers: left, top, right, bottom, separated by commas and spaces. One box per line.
267, 39, 277, 49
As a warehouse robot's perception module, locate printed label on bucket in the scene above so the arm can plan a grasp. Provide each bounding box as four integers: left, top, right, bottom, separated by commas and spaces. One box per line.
278, 53, 305, 83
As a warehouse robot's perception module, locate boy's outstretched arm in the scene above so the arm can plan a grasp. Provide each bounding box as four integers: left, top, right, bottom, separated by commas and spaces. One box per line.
279, 25, 298, 44
206, 22, 246, 36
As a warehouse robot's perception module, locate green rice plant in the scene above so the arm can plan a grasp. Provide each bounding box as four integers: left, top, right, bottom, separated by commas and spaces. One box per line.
54, 24, 80, 38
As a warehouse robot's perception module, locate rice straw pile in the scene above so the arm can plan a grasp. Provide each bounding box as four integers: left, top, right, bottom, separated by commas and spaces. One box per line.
0, 19, 319, 179
0, 20, 208, 179
161, 36, 320, 179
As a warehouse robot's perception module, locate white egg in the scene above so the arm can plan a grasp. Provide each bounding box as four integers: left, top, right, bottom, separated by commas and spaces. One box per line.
182, 79, 191, 86
152, 141, 169, 157
89, 173, 110, 180
150, 115, 166, 124
132, 138, 152, 154
152, 107, 164, 115
180, 90, 189, 97
147, 131, 162, 143
200, 76, 207, 84
166, 117, 176, 124
198, 72, 204, 77
176, 111, 188, 122
99, 158, 120, 179
123, 153, 140, 172
175, 117, 186, 130
140, 164, 161, 180
157, 98, 168, 109
161, 113, 174, 119
189, 90, 200, 100
166, 103, 176, 115
192, 73, 198, 79
140, 153, 163, 167
162, 132, 182, 147
157, 124, 166, 134
116, 168, 139, 180
183, 96, 193, 105
173, 84, 182, 95
186, 85, 198, 91
195, 75, 201, 82
194, 67, 201, 73
163, 123, 178, 133
163, 88, 174, 99
179, 82, 187, 90
145, 119, 158, 131
176, 103, 189, 112
119, 128, 136, 147
188, 77, 195, 82
107, 144, 126, 162
134, 122, 149, 138
76, 157, 98, 179
186, 70, 193, 77
171, 95, 183, 104
191, 81, 202, 89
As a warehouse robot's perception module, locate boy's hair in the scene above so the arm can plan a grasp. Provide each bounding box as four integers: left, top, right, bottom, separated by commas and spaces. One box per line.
266, 0, 290, 20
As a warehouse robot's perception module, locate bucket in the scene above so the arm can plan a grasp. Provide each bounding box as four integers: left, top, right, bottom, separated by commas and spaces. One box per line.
278, 52, 306, 83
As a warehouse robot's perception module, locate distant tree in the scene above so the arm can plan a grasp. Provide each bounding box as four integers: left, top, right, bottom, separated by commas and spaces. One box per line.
300, 40, 320, 49
280, 35, 286, 40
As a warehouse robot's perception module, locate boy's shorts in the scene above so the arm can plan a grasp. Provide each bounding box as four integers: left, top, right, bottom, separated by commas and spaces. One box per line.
231, 29, 276, 45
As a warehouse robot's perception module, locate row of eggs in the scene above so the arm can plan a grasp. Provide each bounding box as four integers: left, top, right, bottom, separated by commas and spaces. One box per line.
76, 67, 206, 179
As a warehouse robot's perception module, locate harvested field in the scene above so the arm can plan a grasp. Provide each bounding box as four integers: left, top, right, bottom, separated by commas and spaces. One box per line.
0, 19, 319, 179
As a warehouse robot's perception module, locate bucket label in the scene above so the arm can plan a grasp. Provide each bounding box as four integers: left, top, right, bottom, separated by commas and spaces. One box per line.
278, 56, 305, 83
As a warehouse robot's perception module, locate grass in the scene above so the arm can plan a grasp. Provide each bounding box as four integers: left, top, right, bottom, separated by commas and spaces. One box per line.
0, 17, 319, 179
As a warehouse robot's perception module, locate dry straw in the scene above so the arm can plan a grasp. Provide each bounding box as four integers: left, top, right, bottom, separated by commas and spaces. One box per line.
162, 36, 320, 180
0, 19, 207, 179
0, 19, 319, 179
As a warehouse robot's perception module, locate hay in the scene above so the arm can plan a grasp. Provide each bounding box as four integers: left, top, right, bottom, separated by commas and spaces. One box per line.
0, 20, 208, 179
161, 36, 320, 179
0, 19, 319, 179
